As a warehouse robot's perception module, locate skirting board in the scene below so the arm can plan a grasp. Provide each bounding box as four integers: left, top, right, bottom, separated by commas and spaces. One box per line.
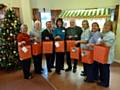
114, 59, 120, 63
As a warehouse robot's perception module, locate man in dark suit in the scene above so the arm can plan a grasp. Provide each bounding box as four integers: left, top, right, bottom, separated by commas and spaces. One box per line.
42, 21, 54, 72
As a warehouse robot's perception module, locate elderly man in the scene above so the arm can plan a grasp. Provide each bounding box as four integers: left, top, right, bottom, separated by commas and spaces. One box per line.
65, 19, 82, 73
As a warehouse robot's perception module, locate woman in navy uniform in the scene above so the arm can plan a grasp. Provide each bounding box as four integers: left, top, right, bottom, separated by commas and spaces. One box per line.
85, 22, 102, 82
53, 18, 66, 74
30, 20, 43, 74
75, 20, 91, 76
42, 21, 54, 72
97, 21, 115, 87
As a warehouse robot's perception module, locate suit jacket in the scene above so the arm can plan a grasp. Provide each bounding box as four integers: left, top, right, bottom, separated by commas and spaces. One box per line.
42, 29, 54, 41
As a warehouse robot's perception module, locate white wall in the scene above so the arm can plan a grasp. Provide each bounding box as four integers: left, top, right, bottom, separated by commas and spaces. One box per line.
115, 4, 120, 63
31, 0, 118, 9
0, 0, 21, 7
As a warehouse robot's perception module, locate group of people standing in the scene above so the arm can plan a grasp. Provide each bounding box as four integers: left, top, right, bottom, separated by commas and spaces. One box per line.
17, 18, 115, 88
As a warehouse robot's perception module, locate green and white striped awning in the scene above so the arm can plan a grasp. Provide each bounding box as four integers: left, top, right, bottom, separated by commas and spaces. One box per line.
59, 8, 111, 18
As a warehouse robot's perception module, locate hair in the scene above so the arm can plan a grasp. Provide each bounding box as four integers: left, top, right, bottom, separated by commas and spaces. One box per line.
92, 22, 100, 31
34, 20, 41, 26
82, 20, 89, 28
20, 24, 28, 32
104, 20, 113, 31
56, 18, 63, 28
46, 21, 52, 25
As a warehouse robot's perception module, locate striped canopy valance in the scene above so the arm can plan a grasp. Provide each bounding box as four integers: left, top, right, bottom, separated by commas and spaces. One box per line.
59, 8, 111, 18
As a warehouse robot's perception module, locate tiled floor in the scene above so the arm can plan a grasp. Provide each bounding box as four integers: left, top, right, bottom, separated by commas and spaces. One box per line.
0, 62, 120, 90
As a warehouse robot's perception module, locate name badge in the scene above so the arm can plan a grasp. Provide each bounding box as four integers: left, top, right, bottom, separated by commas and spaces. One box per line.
74, 35, 78, 38
62, 30, 65, 32
22, 47, 28, 53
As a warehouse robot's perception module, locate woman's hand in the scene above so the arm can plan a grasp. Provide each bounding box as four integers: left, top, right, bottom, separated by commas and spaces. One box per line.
68, 35, 73, 39
45, 37, 49, 40
75, 41, 80, 45
55, 36, 61, 40
87, 43, 95, 47
18, 41, 26, 47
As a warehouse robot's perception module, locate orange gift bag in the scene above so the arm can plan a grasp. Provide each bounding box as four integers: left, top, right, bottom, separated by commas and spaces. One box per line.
93, 45, 109, 64
55, 41, 65, 53
81, 49, 93, 64
70, 47, 81, 60
66, 40, 75, 52
32, 42, 42, 56
18, 45, 32, 61
42, 41, 53, 54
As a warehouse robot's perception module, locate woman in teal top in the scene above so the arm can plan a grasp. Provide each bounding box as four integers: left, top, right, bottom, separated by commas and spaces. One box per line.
53, 18, 66, 74
96, 21, 115, 87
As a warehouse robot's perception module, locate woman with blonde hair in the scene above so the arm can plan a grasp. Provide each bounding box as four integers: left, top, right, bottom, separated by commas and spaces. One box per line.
17, 24, 32, 79
30, 20, 43, 74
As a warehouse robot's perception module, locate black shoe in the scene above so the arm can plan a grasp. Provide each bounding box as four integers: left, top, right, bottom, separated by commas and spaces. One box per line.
35, 71, 42, 74
61, 68, 64, 70
51, 66, 55, 68
48, 69, 52, 72
73, 69, 76, 73
80, 73, 86, 76
97, 82, 109, 88
55, 71, 61, 75
81, 71, 84, 73
41, 68, 44, 71
24, 74, 33, 79
84, 79, 94, 83
65, 68, 72, 72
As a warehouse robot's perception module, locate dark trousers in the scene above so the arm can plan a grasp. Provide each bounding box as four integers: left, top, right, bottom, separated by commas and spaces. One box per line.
56, 52, 64, 72
45, 54, 53, 71
83, 63, 87, 75
99, 64, 110, 86
51, 51, 55, 67
85, 63, 94, 81
93, 62, 99, 81
73, 59, 78, 70
85, 62, 99, 81
33, 54, 42, 73
66, 52, 78, 69
66, 52, 72, 69
22, 58, 31, 79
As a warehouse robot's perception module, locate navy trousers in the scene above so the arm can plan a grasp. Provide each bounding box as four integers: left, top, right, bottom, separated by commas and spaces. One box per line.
85, 63, 94, 81
66, 52, 72, 69
99, 63, 110, 86
66, 52, 78, 70
22, 58, 31, 79
92, 61, 99, 81
45, 54, 53, 71
55, 52, 64, 72
33, 54, 42, 73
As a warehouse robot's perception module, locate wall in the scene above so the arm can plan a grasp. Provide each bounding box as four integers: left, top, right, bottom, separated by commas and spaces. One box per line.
31, 0, 118, 9
0, 0, 21, 7
115, 5, 120, 62
0, 0, 32, 32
